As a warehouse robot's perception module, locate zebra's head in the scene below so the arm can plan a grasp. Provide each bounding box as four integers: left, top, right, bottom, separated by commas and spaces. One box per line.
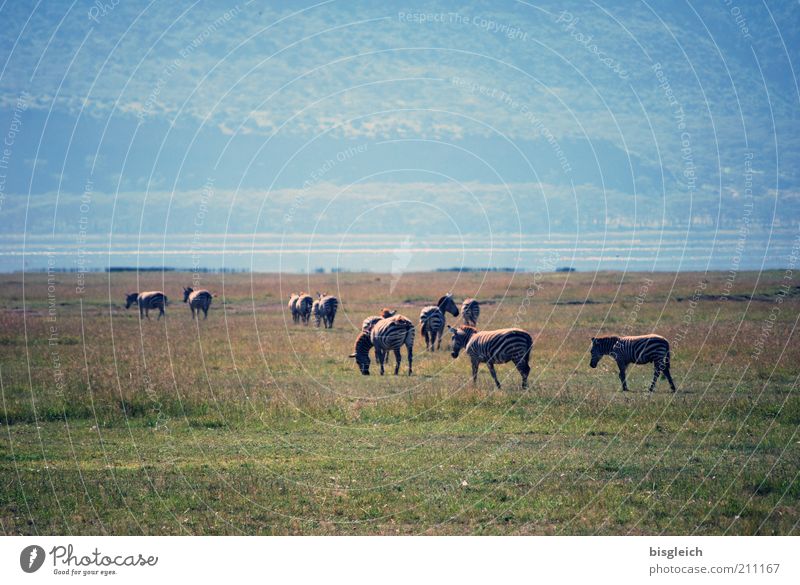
590, 337, 615, 368
124, 293, 139, 309
381, 308, 396, 318
449, 325, 476, 359
348, 332, 372, 375
437, 293, 460, 317
182, 287, 193, 303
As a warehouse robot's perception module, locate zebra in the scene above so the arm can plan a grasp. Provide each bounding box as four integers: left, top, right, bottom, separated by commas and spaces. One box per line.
125, 291, 168, 320
296, 293, 313, 325
312, 299, 322, 327
316, 293, 339, 329
589, 335, 676, 393
370, 314, 415, 376
348, 331, 374, 375
449, 325, 532, 389
288, 294, 300, 324
362, 308, 396, 333
419, 293, 460, 351
183, 287, 213, 319
461, 298, 480, 326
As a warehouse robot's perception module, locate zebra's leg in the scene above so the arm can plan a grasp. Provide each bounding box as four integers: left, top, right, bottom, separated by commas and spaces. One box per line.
664, 366, 677, 392
158, 306, 165, 320
617, 363, 628, 392
516, 355, 530, 389
203, 306, 208, 319
471, 359, 479, 384
393, 348, 402, 375
649, 364, 661, 392
422, 328, 429, 351
487, 362, 501, 389
436, 327, 442, 350
376, 348, 385, 376
407, 343, 413, 376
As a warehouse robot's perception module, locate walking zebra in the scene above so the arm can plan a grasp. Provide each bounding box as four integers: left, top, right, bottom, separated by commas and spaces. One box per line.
125, 291, 168, 320
296, 293, 313, 325
316, 293, 339, 329
449, 325, 532, 389
288, 294, 300, 324
589, 335, 676, 392
461, 298, 480, 326
183, 287, 213, 319
419, 293, 460, 351
370, 314, 415, 375
362, 309, 396, 333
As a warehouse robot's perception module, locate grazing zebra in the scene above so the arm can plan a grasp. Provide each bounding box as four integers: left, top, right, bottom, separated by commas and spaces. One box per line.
348, 331, 374, 375
362, 308, 396, 333
296, 293, 313, 325
125, 291, 168, 320
370, 314, 415, 376
461, 298, 480, 326
288, 294, 300, 324
316, 293, 339, 329
419, 294, 460, 351
312, 299, 322, 327
449, 325, 532, 389
589, 335, 676, 393
183, 287, 213, 319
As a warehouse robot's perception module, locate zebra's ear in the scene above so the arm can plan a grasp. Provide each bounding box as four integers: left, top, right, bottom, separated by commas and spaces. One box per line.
591, 337, 596, 342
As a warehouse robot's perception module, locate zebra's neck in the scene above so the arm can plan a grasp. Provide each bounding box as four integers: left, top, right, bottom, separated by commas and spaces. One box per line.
598, 336, 619, 354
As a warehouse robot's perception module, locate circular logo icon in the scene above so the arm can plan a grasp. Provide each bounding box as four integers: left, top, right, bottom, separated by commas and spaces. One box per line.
20, 545, 46, 573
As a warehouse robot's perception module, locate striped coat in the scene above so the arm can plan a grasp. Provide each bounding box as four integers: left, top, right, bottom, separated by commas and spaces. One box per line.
370, 314, 415, 376
362, 309, 396, 333
312, 300, 322, 327
288, 294, 300, 324
296, 293, 313, 325
125, 291, 168, 320
316, 294, 339, 329
590, 335, 676, 392
461, 298, 480, 326
419, 306, 445, 351
419, 294, 460, 351
348, 332, 374, 375
449, 326, 532, 389
183, 287, 213, 319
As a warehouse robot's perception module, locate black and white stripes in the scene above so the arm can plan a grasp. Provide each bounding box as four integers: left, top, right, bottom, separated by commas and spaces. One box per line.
125, 291, 168, 320
419, 294, 460, 351
183, 287, 213, 319
449, 325, 532, 389
315, 293, 339, 329
461, 298, 480, 326
590, 334, 676, 392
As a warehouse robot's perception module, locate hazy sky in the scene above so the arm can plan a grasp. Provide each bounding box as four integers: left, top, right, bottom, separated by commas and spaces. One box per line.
1, 1, 798, 252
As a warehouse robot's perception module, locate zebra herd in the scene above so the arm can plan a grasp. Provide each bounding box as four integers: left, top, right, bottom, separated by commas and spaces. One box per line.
124, 287, 213, 320
123, 287, 677, 393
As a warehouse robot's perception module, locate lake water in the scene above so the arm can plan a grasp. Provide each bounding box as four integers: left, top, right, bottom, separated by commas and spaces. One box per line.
1, 228, 798, 273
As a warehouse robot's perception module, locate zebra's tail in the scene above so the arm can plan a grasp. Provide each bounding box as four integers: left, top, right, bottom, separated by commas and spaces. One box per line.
661, 351, 671, 378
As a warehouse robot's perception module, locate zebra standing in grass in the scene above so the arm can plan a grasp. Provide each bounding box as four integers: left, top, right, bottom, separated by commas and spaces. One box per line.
125, 291, 168, 320
297, 293, 313, 325
449, 325, 532, 389
461, 298, 480, 326
288, 293, 300, 324
589, 335, 676, 393
419, 293, 460, 351
316, 293, 339, 329
183, 287, 213, 319
362, 308, 396, 333
312, 299, 322, 327
370, 314, 415, 375
348, 331, 374, 375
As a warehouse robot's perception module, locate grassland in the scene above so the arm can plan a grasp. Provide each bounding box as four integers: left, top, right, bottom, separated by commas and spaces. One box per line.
0, 270, 798, 535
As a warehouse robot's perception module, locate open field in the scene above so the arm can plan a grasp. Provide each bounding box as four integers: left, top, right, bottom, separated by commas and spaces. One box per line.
1, 270, 798, 535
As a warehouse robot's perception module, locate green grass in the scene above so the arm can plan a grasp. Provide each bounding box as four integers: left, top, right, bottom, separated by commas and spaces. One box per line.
0, 270, 798, 534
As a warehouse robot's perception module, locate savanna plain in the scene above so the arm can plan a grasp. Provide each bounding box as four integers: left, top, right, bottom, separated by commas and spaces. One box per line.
0, 270, 798, 535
